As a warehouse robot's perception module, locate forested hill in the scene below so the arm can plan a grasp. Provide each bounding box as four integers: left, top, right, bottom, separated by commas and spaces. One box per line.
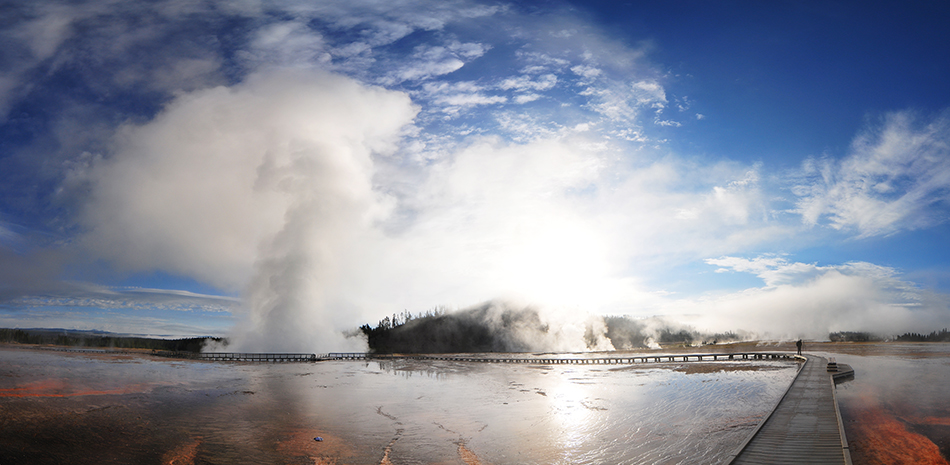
359, 303, 744, 354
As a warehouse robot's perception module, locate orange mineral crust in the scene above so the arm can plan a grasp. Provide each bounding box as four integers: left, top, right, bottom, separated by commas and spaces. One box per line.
842, 391, 950, 465
161, 438, 201, 465
273, 428, 352, 464
0, 379, 157, 398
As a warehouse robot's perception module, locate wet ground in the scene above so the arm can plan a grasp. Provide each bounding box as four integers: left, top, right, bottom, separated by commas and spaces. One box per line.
4, 342, 947, 464
0, 345, 797, 464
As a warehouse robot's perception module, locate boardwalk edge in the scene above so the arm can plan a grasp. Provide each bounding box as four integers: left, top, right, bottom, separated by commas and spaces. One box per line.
830, 373, 854, 465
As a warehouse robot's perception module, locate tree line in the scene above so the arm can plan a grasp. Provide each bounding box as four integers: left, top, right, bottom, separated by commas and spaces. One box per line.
0, 328, 224, 353
359, 304, 748, 354
894, 328, 950, 342
829, 329, 950, 342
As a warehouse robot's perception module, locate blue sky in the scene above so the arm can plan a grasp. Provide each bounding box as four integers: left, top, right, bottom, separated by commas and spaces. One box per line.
1, 0, 949, 350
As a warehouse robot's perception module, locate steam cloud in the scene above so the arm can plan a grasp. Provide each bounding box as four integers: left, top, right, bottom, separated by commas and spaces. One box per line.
82, 70, 416, 352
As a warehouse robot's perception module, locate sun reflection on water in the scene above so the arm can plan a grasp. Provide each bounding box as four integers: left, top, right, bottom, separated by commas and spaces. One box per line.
548, 371, 600, 453
1, 348, 800, 464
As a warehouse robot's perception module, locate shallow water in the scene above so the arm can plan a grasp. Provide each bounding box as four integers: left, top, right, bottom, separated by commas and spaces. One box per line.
0, 347, 797, 464
819, 343, 950, 465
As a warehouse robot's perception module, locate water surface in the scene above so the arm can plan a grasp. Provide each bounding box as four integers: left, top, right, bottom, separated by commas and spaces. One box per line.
819, 343, 950, 465
0, 347, 797, 464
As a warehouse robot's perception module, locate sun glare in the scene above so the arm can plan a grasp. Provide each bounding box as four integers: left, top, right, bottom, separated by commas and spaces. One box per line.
498, 218, 613, 308
547, 370, 603, 453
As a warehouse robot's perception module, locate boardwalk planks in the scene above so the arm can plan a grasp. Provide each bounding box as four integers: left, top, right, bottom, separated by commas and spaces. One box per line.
728, 355, 852, 465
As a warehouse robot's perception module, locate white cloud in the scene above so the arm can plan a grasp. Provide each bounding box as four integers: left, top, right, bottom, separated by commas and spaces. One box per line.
149, 57, 223, 91
631, 80, 667, 108
422, 81, 506, 109
244, 21, 329, 68
518, 52, 570, 70
568, 160, 785, 275
499, 74, 558, 92
357, 136, 802, 322
706, 255, 828, 287
277, 0, 500, 45
794, 110, 950, 237
368, 136, 613, 311
571, 64, 602, 80
394, 56, 465, 83
514, 93, 541, 104
492, 111, 562, 141
0, 222, 20, 246
13, 4, 75, 59
0, 3, 80, 117
436, 93, 507, 107
573, 77, 671, 129
383, 41, 489, 84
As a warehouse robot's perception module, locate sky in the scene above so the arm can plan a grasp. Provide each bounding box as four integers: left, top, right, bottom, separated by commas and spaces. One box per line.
1, 0, 949, 351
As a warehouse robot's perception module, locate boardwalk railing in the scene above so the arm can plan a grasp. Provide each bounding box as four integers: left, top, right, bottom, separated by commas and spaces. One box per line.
198, 352, 318, 362
19, 346, 802, 365
325, 352, 798, 365
17, 347, 321, 362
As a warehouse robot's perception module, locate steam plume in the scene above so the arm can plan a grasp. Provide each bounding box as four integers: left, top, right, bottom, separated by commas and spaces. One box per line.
82, 70, 416, 352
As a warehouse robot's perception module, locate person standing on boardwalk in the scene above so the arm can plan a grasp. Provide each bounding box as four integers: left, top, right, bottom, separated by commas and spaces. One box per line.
796, 339, 803, 355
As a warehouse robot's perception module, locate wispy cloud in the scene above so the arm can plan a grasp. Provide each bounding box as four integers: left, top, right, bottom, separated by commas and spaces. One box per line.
0, 279, 239, 337
8, 285, 239, 313
422, 81, 506, 109
794, 110, 950, 237
244, 21, 330, 68
498, 74, 558, 92
0, 2, 77, 118
382, 41, 490, 85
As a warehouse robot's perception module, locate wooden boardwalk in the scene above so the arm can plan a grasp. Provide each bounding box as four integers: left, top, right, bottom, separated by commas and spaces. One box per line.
728, 355, 852, 465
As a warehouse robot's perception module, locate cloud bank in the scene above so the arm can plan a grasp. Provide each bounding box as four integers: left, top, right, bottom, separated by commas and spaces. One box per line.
694, 256, 945, 338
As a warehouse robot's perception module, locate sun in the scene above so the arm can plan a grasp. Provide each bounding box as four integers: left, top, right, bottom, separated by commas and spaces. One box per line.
497, 216, 615, 309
